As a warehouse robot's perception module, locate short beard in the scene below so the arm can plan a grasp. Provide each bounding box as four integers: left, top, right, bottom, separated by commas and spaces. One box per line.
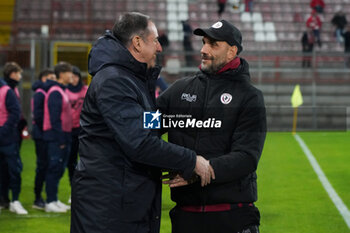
201, 60, 226, 74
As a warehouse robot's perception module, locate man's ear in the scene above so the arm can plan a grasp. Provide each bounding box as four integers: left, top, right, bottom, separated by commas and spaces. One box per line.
131, 35, 142, 53
228, 45, 238, 60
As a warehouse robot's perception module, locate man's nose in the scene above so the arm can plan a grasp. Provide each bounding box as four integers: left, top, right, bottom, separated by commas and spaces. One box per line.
157, 42, 163, 53
200, 43, 209, 54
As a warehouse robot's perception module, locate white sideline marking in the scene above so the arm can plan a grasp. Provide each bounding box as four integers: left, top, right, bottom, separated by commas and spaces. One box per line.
294, 134, 350, 229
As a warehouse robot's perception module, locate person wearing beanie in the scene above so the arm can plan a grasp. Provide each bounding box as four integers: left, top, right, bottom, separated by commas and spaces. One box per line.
158, 20, 266, 233
0, 62, 28, 214
65, 66, 88, 202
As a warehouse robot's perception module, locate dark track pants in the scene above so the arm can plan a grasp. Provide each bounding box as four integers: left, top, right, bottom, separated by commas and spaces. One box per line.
34, 139, 48, 200
170, 205, 260, 233
46, 141, 70, 203
68, 134, 79, 186
0, 143, 22, 201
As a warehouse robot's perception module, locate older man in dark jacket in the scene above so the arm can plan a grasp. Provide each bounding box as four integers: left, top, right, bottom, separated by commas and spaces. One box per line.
158, 20, 266, 233
70, 12, 214, 233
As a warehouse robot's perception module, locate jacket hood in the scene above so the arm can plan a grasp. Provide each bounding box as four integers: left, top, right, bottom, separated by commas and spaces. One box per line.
199, 57, 251, 82
88, 31, 160, 80
43, 79, 59, 91
32, 80, 45, 91
68, 82, 83, 93
4, 76, 19, 89
0, 78, 7, 87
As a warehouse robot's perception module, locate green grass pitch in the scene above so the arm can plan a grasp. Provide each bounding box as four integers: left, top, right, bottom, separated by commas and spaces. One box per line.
0, 132, 349, 233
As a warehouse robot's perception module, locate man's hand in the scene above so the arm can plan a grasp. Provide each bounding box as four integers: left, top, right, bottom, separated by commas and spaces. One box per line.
162, 174, 189, 188
195, 155, 215, 187
60, 144, 66, 149
161, 156, 215, 188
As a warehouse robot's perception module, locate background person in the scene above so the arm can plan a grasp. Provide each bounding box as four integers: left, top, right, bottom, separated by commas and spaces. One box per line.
0, 62, 28, 215
343, 25, 350, 67
301, 28, 315, 68
31, 68, 56, 210
306, 10, 322, 47
310, 0, 325, 14
43, 62, 73, 213
65, 66, 88, 203
331, 7, 347, 44
182, 20, 194, 67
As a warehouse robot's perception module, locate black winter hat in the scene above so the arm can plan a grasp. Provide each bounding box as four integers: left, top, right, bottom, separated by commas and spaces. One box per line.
194, 20, 243, 54
72, 66, 81, 79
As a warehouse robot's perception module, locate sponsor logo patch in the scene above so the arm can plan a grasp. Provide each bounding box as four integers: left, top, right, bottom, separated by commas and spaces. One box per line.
181, 93, 197, 102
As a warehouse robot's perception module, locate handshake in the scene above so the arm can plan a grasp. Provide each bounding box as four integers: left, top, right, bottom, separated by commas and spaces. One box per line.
163, 155, 215, 188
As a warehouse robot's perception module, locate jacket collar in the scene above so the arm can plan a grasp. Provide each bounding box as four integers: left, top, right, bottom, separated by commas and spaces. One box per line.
89, 31, 162, 82
198, 57, 250, 82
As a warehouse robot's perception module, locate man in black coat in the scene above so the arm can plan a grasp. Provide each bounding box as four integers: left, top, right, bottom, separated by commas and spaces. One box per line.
331, 7, 347, 43
158, 20, 266, 233
70, 12, 214, 233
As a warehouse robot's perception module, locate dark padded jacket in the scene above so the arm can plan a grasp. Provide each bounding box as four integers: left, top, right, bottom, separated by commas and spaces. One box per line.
0, 79, 20, 146
70, 31, 196, 233
157, 58, 266, 206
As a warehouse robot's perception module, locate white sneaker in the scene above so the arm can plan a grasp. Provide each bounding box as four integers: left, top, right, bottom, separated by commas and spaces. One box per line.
56, 200, 70, 211
68, 195, 71, 204
9, 201, 28, 215
45, 202, 67, 213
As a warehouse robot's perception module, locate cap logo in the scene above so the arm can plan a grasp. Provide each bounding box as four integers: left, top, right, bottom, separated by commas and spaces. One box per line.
220, 93, 232, 104
211, 22, 223, 29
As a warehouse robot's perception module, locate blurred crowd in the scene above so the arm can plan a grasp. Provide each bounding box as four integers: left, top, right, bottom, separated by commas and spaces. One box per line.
301, 0, 350, 67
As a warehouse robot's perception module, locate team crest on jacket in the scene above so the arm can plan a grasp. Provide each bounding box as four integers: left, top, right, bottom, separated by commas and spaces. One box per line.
220, 93, 232, 104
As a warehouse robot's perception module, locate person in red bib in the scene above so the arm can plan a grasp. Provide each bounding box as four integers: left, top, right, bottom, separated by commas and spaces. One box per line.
65, 66, 87, 199
158, 20, 266, 233
0, 62, 28, 214
306, 10, 322, 48
43, 62, 73, 213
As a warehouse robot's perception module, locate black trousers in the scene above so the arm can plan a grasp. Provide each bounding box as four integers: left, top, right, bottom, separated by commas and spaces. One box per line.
34, 139, 48, 200
68, 134, 79, 186
170, 205, 260, 233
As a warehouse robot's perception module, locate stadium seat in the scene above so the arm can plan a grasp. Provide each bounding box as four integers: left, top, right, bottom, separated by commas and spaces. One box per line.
264, 22, 275, 32
253, 22, 264, 32
167, 2, 177, 12
168, 31, 180, 41
178, 2, 188, 12
254, 32, 266, 41
165, 58, 181, 74
252, 12, 263, 22
241, 12, 252, 22
168, 21, 181, 31
167, 12, 177, 21
263, 13, 272, 21
266, 32, 277, 41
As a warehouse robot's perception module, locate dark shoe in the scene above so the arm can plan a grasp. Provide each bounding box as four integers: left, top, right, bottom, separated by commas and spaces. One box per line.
32, 198, 45, 210
0, 197, 10, 209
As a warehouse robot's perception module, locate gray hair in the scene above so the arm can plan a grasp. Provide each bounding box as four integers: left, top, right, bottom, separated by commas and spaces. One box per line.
112, 12, 151, 47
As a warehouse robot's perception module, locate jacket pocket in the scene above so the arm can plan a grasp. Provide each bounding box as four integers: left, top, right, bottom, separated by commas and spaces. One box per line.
121, 167, 157, 222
